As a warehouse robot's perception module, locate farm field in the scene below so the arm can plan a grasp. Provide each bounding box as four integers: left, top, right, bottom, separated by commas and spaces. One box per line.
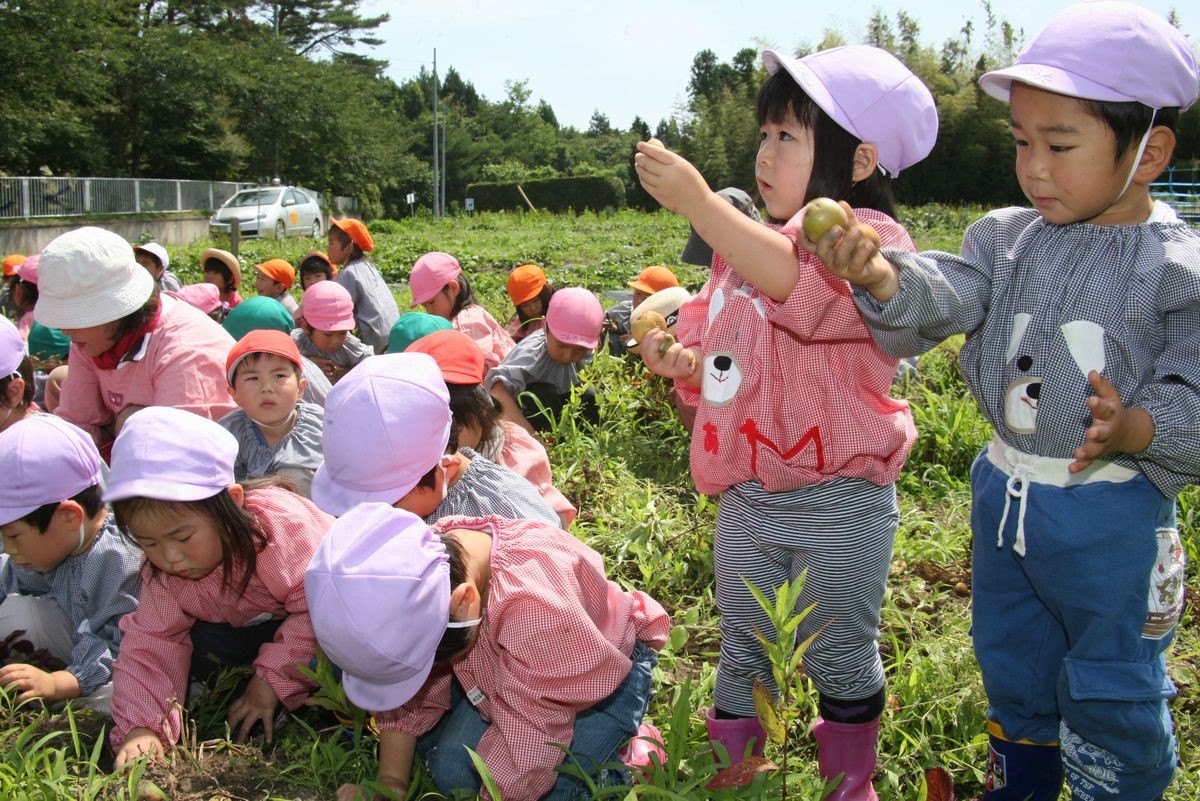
3, 207, 1196, 800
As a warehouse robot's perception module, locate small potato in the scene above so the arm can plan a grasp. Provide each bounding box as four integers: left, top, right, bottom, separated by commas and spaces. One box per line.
857, 224, 881, 247
646, 137, 665, 149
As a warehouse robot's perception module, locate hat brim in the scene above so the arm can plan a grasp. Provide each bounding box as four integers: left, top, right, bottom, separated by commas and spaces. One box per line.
342, 659, 437, 713
680, 226, 714, 267
34, 267, 155, 329
310, 463, 419, 517
762, 49, 842, 137
550, 331, 598, 350
979, 65, 1139, 104
102, 476, 225, 504
305, 315, 355, 332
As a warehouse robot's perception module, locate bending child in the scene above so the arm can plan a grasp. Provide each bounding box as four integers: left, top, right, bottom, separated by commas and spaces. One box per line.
105, 407, 332, 766
409, 251, 515, 370
808, 5, 1198, 800
0, 415, 143, 714
306, 502, 670, 801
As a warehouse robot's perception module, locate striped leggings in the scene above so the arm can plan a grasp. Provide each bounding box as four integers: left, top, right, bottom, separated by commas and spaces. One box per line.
713, 478, 898, 717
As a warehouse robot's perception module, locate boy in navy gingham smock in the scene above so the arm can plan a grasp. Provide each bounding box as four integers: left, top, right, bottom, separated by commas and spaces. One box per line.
809, 5, 1199, 800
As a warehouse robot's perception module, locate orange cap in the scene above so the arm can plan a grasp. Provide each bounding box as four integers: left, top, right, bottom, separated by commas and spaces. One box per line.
226, 329, 303, 385
507, 264, 547, 306
329, 218, 374, 252
253, 258, 296, 289
2, 254, 26, 278
405, 329, 487, 385
627, 265, 679, 295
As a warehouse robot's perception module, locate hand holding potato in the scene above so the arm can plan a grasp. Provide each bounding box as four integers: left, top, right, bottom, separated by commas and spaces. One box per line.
799, 198, 898, 301
634, 139, 710, 218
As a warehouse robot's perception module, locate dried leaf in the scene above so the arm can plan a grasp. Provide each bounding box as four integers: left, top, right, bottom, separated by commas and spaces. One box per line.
752, 681, 785, 745
705, 756, 777, 789
924, 767, 956, 801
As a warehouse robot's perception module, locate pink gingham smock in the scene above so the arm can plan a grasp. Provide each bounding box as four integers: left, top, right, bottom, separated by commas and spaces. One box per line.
674, 207, 917, 495
55, 294, 237, 445
109, 486, 333, 749
373, 515, 669, 801
493, 419, 576, 526
453, 303, 515, 371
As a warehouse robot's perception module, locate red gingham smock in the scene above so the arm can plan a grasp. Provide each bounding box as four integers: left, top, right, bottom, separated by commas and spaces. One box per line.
109, 486, 333, 749
675, 208, 917, 495
495, 419, 576, 526
373, 515, 670, 801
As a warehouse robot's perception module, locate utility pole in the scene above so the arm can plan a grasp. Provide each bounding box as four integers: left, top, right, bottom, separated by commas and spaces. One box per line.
432, 49, 440, 218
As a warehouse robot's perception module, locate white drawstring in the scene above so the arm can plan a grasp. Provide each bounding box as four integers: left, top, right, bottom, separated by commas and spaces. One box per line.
997, 463, 1032, 557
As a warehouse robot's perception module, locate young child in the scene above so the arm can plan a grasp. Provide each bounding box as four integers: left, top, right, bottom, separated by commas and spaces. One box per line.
407, 329, 577, 527
252, 258, 299, 316
311, 352, 559, 527
0, 415, 143, 714
1, 253, 24, 320
200, 248, 243, 309
409, 251, 515, 370
386, 311, 452, 354
104, 406, 332, 766
604, 265, 679, 356
222, 296, 331, 408
634, 44, 937, 797
172, 283, 230, 324
298, 251, 337, 291
504, 263, 555, 343
808, 6, 1198, 800
328, 218, 399, 354
219, 330, 324, 498
0, 317, 37, 431
305, 502, 670, 800
133, 242, 182, 293
486, 287, 604, 435
11, 254, 38, 339
292, 281, 373, 383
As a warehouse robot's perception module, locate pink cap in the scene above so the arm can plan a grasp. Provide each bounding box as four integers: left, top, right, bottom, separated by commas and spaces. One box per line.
311, 353, 452, 516
301, 281, 355, 332
979, 2, 1198, 111
173, 283, 223, 315
0, 316, 25, 376
545, 287, 603, 350
0, 415, 102, 526
305, 503, 449, 711
762, 45, 937, 177
103, 407, 237, 503
15, 254, 39, 285
409, 252, 462, 307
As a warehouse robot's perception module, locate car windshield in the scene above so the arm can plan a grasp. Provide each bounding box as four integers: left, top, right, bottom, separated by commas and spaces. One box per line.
227, 189, 281, 207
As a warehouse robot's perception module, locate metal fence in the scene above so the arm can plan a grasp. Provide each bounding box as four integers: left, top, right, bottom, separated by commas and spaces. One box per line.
0, 176, 352, 220
1152, 165, 1200, 224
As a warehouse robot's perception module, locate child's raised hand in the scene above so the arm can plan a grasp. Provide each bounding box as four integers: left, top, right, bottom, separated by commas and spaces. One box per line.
634, 140, 711, 218
800, 201, 899, 302
1070, 371, 1155, 472
114, 728, 165, 769
227, 674, 281, 743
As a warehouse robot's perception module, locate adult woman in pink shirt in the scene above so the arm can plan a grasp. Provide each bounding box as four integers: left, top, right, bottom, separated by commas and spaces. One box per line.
34, 228, 237, 453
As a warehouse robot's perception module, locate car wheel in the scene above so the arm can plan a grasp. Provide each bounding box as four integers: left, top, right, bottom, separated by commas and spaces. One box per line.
311, 218, 322, 238
275, 220, 287, 239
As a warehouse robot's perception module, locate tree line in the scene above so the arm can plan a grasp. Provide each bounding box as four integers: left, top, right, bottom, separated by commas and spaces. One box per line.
1, 1, 1195, 218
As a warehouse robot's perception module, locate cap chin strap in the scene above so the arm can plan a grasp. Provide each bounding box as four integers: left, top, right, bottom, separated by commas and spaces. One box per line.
1114, 108, 1158, 202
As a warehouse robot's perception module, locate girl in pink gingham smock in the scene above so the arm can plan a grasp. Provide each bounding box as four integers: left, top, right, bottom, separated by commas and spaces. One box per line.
103, 407, 332, 767
409, 251, 514, 371
634, 44, 937, 799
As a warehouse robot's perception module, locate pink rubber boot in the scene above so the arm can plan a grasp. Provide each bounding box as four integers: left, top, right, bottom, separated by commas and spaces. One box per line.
706, 708, 766, 765
813, 717, 880, 801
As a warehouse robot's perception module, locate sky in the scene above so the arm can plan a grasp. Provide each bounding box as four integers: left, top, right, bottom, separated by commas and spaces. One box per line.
362, 0, 1193, 131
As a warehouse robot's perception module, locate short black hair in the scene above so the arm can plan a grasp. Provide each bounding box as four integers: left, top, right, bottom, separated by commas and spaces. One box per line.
447, 383, 502, 454
1076, 99, 1180, 161
327, 226, 364, 263
299, 255, 335, 282
433, 530, 473, 663
19, 484, 105, 533
112, 287, 161, 341
756, 68, 898, 222
203, 259, 236, 292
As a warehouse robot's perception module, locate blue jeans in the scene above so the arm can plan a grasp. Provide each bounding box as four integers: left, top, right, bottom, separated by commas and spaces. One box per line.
416, 641, 657, 800
970, 452, 1181, 801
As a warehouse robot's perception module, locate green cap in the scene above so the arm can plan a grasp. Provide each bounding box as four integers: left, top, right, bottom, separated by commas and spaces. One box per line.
387, 312, 452, 354
27, 321, 71, 360
222, 296, 295, 341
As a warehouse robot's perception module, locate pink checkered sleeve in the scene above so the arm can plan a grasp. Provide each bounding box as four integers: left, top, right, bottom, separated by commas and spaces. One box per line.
109, 568, 195, 749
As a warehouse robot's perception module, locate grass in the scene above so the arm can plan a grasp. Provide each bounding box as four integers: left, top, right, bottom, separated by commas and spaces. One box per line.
4, 205, 1196, 799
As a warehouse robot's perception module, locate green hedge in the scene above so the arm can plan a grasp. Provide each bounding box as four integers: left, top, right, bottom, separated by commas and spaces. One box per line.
465, 175, 626, 213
